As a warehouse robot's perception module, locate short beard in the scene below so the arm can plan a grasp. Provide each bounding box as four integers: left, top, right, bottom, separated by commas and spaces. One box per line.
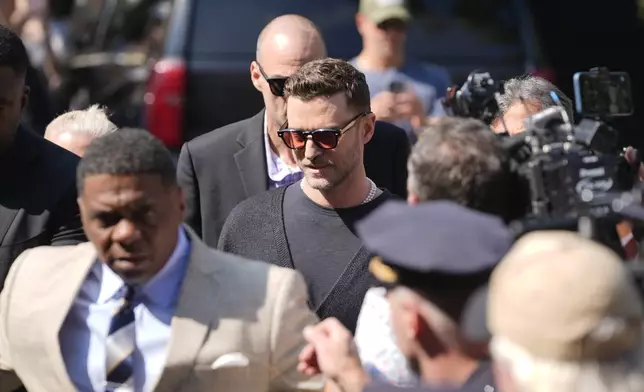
304, 146, 361, 191
304, 169, 350, 191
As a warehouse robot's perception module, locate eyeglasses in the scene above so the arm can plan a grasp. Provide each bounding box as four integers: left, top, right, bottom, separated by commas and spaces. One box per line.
256, 62, 288, 97
278, 112, 371, 150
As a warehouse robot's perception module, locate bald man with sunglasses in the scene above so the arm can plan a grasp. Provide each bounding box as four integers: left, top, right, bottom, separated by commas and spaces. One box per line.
219, 58, 396, 334
176, 15, 410, 247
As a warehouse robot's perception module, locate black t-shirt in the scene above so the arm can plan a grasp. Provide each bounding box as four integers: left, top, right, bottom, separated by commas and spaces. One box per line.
283, 183, 392, 309
363, 362, 496, 392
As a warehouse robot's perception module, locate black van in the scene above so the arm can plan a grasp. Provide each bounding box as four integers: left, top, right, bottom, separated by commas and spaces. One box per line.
66, 0, 553, 150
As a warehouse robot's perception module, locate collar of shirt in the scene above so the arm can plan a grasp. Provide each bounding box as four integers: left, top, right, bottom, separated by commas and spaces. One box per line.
93, 227, 192, 308
263, 112, 301, 182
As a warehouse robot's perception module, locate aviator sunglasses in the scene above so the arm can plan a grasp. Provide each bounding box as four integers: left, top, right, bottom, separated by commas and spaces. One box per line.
256, 62, 288, 97
278, 112, 371, 150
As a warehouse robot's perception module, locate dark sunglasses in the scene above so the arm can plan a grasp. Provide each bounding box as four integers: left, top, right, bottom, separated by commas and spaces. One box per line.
278, 112, 371, 150
257, 62, 288, 97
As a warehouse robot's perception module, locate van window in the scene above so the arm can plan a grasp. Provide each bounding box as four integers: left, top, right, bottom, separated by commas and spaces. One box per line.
407, 0, 536, 79
189, 0, 361, 59
190, 0, 539, 80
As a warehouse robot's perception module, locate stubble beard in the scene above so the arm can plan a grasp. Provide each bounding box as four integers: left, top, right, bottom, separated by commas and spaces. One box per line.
303, 168, 341, 191
303, 150, 361, 191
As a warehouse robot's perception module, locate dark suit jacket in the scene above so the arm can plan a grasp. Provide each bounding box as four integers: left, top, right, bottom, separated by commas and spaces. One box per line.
177, 110, 410, 246
0, 128, 86, 290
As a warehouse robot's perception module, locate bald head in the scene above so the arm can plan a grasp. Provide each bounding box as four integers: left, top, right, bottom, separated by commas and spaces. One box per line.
256, 15, 326, 64
252, 15, 327, 130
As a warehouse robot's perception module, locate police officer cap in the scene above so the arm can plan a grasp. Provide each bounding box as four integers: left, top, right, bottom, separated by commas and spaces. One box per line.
356, 200, 514, 342
356, 200, 513, 286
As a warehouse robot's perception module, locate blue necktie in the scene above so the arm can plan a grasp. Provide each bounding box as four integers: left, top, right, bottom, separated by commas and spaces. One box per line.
105, 285, 136, 391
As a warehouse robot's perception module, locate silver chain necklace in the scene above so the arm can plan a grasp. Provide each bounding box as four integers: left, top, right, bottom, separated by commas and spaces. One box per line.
300, 178, 381, 205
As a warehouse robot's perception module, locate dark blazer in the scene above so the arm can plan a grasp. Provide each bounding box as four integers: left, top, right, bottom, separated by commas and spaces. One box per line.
177, 110, 410, 246
0, 128, 86, 289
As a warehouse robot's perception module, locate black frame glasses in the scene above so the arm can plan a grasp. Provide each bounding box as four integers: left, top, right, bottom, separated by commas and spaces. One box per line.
256, 62, 288, 97
278, 112, 371, 150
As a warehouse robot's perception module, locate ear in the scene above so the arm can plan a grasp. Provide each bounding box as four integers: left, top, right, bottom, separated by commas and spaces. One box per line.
176, 186, 186, 216
250, 61, 263, 92
21, 86, 30, 112
355, 13, 366, 35
395, 295, 420, 338
490, 116, 505, 133
362, 112, 376, 144
493, 361, 519, 392
410, 310, 422, 338
77, 196, 85, 218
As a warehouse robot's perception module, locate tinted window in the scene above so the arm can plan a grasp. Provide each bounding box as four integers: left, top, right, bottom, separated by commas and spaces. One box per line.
69, 0, 170, 52
189, 0, 361, 59
407, 0, 536, 79
190, 0, 538, 80
103, 0, 168, 50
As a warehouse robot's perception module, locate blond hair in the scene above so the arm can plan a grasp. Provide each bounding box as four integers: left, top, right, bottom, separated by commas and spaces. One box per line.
45, 105, 118, 139
491, 335, 644, 392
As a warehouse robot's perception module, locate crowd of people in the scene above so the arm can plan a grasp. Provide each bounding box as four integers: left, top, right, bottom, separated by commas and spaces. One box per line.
0, 1, 643, 392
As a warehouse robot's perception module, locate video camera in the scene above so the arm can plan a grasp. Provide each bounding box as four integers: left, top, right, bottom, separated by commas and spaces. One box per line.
506, 67, 638, 232
444, 67, 641, 257
442, 70, 503, 125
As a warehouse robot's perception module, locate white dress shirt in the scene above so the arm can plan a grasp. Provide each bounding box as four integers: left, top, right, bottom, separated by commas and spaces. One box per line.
59, 229, 191, 392
263, 112, 302, 189
354, 287, 418, 386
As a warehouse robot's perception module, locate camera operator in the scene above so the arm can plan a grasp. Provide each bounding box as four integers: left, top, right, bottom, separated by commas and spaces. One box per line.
490, 75, 640, 259
490, 75, 573, 136
352, 117, 527, 387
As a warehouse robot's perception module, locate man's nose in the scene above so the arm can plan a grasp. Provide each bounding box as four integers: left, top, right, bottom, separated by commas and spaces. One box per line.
304, 137, 323, 160
112, 219, 141, 245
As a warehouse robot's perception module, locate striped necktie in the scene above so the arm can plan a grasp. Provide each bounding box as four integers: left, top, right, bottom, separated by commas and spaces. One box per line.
105, 285, 136, 391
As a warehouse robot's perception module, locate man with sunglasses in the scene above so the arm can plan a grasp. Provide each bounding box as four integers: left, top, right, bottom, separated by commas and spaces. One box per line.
177, 15, 410, 248
219, 58, 395, 334
352, 0, 451, 143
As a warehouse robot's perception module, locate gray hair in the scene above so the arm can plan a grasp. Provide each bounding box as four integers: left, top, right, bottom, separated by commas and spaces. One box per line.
45, 105, 118, 139
496, 75, 574, 120
408, 117, 522, 222
491, 335, 644, 392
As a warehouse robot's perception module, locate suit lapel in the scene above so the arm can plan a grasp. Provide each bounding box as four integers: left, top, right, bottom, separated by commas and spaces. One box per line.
234, 110, 269, 197
153, 231, 222, 392
44, 243, 97, 391
0, 206, 18, 245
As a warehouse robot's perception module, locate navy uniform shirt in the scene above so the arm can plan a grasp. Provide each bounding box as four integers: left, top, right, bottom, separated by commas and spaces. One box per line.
363, 362, 495, 392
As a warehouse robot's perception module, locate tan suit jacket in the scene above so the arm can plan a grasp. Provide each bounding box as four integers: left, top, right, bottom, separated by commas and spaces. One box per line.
0, 228, 322, 392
